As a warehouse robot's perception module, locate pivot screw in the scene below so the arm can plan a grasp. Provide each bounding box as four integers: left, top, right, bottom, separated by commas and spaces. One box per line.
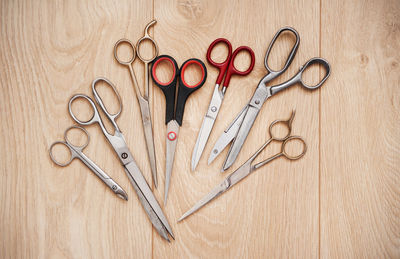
255, 100, 260, 105
121, 153, 128, 159
211, 106, 217, 112
213, 149, 218, 154
112, 185, 117, 190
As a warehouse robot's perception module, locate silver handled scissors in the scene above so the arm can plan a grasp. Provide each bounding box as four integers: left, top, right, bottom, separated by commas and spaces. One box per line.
191, 38, 255, 171
49, 125, 128, 200
69, 77, 174, 242
114, 20, 159, 188
179, 111, 306, 221
208, 27, 331, 171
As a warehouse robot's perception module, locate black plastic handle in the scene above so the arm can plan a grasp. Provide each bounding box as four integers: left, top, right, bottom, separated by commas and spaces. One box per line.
175, 58, 207, 125
150, 55, 179, 124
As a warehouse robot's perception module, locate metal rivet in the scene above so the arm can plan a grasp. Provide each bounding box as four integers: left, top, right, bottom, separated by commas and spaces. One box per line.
211, 106, 217, 112
121, 153, 128, 159
255, 100, 260, 104
213, 149, 218, 154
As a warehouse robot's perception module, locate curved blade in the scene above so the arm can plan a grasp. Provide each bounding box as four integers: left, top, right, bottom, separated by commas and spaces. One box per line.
138, 97, 158, 188
165, 121, 180, 206
124, 161, 174, 240
208, 105, 248, 164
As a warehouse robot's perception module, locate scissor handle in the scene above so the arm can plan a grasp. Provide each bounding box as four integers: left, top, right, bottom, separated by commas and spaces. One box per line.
268, 110, 295, 141
114, 38, 136, 66
49, 125, 90, 167
270, 57, 331, 95
150, 55, 179, 124
206, 38, 233, 84
207, 38, 255, 87
175, 58, 207, 125
281, 136, 307, 160
92, 77, 122, 130
264, 27, 300, 80
136, 20, 159, 63
69, 94, 102, 126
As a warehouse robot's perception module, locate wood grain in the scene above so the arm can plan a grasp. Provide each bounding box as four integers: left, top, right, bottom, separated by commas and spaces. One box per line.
0, 0, 398, 258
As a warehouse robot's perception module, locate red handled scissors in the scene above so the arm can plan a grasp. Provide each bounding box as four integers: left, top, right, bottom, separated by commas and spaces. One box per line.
191, 38, 255, 171
151, 55, 207, 205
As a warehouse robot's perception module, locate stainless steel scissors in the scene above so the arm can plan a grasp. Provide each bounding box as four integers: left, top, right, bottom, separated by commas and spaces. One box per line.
114, 20, 159, 188
191, 38, 255, 171
49, 125, 128, 200
150, 55, 207, 205
69, 77, 174, 241
208, 27, 331, 171
179, 111, 306, 221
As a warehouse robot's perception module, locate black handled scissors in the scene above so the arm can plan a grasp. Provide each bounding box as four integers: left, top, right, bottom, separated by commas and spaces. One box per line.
151, 55, 207, 205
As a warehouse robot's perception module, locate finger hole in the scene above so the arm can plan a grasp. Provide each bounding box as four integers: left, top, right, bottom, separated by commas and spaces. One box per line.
114, 39, 135, 65
153, 57, 176, 86
137, 38, 158, 62
269, 120, 291, 141
282, 137, 307, 160
65, 126, 89, 149
266, 30, 297, 72
49, 142, 72, 167
181, 60, 205, 88
233, 49, 253, 72
70, 96, 95, 124
300, 59, 330, 89
93, 79, 121, 115
209, 41, 230, 64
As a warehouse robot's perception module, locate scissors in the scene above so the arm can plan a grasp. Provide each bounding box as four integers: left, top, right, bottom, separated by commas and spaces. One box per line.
179, 111, 306, 221
150, 55, 207, 205
191, 38, 255, 171
69, 77, 174, 242
114, 20, 159, 188
49, 125, 128, 200
208, 27, 331, 171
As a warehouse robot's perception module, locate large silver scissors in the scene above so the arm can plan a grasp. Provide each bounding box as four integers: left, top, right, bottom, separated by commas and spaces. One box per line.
69, 77, 174, 241
49, 125, 128, 200
208, 27, 331, 171
179, 111, 306, 221
114, 20, 159, 188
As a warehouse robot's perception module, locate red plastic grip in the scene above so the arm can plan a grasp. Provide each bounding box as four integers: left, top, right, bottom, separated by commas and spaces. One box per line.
223, 46, 255, 87
180, 60, 206, 88
206, 38, 233, 85
151, 56, 176, 86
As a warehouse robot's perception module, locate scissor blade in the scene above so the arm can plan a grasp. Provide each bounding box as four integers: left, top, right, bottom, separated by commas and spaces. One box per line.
124, 161, 174, 240
165, 120, 180, 206
222, 105, 260, 171
191, 84, 224, 171
191, 116, 216, 171
178, 181, 227, 222
208, 105, 249, 165
138, 97, 158, 188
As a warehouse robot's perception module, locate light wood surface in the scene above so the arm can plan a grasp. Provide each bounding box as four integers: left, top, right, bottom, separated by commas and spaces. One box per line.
0, 0, 398, 258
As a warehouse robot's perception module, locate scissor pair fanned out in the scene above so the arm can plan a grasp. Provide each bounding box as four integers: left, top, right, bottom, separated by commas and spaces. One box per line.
49, 125, 128, 201
114, 20, 159, 188
191, 38, 255, 171
208, 27, 331, 171
150, 55, 207, 205
69, 78, 173, 241
179, 111, 306, 221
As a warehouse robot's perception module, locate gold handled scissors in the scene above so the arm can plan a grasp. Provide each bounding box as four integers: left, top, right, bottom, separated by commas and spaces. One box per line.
114, 20, 159, 188
179, 111, 306, 221
49, 125, 128, 200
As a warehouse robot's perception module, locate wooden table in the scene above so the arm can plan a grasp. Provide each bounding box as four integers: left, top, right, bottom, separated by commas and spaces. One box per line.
1, 0, 399, 258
